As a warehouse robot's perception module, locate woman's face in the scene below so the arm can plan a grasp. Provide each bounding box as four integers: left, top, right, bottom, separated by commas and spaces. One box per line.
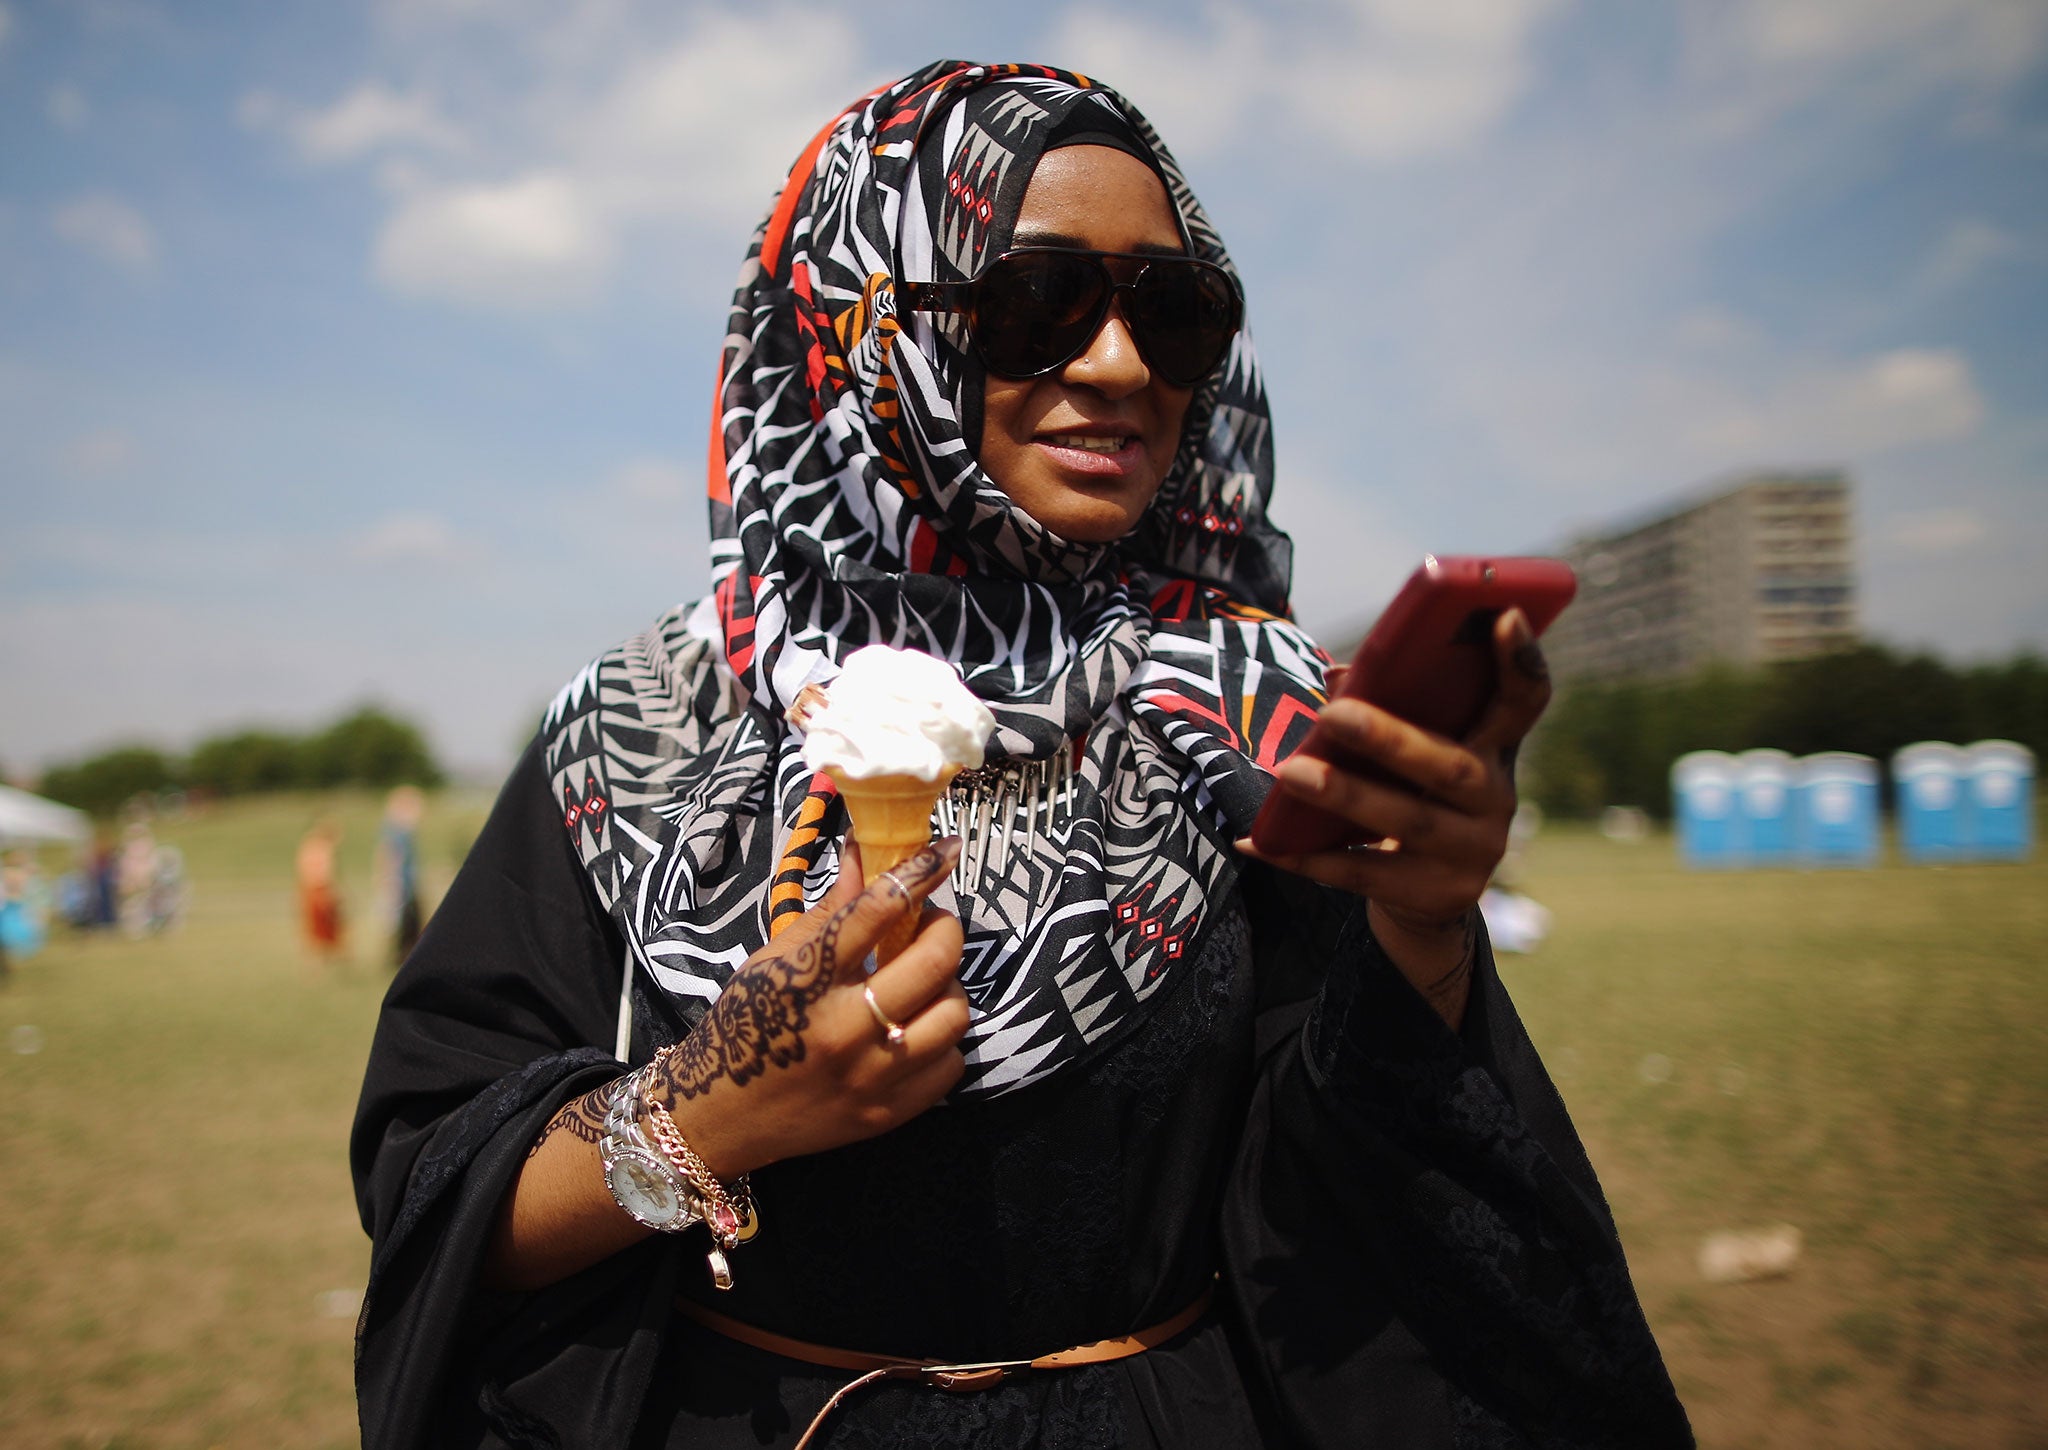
978, 145, 1193, 545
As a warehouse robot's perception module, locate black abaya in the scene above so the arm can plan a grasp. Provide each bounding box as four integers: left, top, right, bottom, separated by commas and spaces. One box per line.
351, 740, 1691, 1448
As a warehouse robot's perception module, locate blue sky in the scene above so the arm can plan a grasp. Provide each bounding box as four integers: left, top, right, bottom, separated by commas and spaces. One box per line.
3, 0, 2044, 777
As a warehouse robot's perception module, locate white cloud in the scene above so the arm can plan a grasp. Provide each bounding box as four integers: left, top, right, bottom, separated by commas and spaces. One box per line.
1412, 308, 1992, 521
252, 0, 1556, 312
374, 170, 609, 310
559, 12, 872, 229
50, 193, 157, 273
1918, 218, 2024, 296
1305, 0, 2028, 544
1683, 0, 2048, 138
1881, 506, 1989, 557
1290, 0, 1565, 161
262, 7, 870, 312
282, 82, 466, 162
1037, 12, 1262, 156
1048, 0, 1562, 161
47, 84, 89, 130
1687, 348, 1986, 459
350, 510, 479, 564
1724, 0, 2047, 81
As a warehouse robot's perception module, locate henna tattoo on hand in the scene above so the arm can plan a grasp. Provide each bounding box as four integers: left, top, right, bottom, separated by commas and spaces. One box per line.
656, 905, 849, 1101
893, 842, 948, 882
526, 1084, 610, 1160
854, 839, 948, 897
639, 838, 955, 1106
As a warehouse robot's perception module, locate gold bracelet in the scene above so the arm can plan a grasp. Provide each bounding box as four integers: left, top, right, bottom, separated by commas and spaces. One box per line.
638, 1050, 758, 1289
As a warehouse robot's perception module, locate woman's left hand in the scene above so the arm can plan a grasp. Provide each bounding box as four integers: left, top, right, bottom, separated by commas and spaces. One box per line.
1236, 608, 1552, 1022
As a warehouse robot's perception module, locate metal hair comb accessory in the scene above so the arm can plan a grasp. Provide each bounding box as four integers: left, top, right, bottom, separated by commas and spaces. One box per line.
937, 745, 1077, 908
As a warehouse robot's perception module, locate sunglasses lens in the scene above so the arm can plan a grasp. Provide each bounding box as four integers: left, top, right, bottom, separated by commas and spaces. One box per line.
1129, 263, 1239, 386
970, 253, 1108, 378
961, 251, 1241, 384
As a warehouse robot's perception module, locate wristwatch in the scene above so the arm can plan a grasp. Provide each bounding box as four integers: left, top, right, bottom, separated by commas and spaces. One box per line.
598, 1069, 703, 1233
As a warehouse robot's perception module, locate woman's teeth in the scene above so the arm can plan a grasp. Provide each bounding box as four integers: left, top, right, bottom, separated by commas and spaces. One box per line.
1043, 434, 1129, 453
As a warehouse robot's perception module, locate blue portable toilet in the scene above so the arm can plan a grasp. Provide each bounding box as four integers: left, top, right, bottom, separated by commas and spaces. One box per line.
1893, 742, 1968, 863
1795, 752, 1881, 867
1736, 748, 1797, 864
1672, 751, 1741, 868
1964, 740, 2034, 861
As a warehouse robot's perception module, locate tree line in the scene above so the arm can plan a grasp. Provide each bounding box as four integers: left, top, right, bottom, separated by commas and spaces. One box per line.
1522, 644, 2048, 819
28, 649, 2042, 822
35, 707, 445, 818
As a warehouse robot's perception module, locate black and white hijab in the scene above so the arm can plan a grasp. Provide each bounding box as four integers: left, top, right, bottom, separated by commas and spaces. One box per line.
544, 61, 1329, 1097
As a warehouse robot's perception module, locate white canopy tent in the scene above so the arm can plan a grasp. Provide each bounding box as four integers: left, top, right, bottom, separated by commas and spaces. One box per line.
0, 785, 91, 847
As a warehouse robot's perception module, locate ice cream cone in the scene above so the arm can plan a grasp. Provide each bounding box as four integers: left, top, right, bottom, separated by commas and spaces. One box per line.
828, 765, 958, 964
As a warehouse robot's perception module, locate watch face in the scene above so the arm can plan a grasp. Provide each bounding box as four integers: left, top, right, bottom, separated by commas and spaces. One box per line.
606, 1151, 684, 1228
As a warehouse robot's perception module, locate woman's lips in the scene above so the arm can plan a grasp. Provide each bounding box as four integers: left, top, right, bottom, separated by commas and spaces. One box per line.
1031, 433, 1147, 478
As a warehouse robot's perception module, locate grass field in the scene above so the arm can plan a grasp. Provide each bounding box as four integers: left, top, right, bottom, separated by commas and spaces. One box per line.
1501, 829, 2048, 1449
1, 793, 2043, 1448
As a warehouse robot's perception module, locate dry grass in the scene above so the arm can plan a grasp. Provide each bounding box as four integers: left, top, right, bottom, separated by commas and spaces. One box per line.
0, 791, 489, 1450
1, 795, 2042, 1447
1502, 826, 2048, 1449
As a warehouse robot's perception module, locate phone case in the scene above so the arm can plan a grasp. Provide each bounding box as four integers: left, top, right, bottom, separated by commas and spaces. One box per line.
1250, 555, 1577, 856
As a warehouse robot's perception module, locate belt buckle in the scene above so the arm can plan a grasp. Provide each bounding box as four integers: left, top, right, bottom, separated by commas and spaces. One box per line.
922, 1361, 1024, 1392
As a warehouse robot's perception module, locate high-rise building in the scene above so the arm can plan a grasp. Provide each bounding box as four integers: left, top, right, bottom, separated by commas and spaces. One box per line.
1541, 471, 1857, 681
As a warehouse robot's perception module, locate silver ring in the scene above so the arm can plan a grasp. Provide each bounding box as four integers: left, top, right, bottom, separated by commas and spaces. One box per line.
875, 869, 912, 902
863, 984, 908, 1046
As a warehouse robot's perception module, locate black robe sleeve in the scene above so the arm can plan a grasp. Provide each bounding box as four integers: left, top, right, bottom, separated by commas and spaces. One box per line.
350, 737, 681, 1450
1222, 863, 1694, 1449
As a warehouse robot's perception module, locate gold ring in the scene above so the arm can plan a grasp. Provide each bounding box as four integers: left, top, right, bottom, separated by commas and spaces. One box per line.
875, 869, 912, 902
863, 984, 908, 1046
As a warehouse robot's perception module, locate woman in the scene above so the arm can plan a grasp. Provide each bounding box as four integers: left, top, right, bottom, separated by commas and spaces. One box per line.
297, 816, 345, 964
352, 60, 1691, 1449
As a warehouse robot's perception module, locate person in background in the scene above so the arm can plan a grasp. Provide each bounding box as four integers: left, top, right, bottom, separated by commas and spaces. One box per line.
89, 829, 119, 930
147, 843, 186, 934
373, 786, 426, 968
1, 851, 54, 965
0, 851, 27, 977
297, 817, 346, 967
116, 818, 158, 939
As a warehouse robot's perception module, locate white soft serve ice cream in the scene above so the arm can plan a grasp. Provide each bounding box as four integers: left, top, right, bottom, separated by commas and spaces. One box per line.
800, 645, 995, 782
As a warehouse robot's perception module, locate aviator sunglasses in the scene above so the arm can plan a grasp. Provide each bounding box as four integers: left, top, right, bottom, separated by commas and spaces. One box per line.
901, 248, 1243, 388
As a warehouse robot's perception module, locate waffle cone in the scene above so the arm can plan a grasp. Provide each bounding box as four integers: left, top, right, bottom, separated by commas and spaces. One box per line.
828, 765, 959, 964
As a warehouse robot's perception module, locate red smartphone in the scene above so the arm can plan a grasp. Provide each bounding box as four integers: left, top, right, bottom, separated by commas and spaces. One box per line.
1250, 554, 1577, 856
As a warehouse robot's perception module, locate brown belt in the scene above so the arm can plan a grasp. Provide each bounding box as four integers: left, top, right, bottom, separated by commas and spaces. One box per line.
675, 1286, 1215, 1450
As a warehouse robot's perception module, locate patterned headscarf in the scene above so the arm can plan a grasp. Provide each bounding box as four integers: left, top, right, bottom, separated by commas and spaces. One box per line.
544, 61, 1329, 1096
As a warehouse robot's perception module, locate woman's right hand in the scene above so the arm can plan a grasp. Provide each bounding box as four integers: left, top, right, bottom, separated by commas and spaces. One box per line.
654, 836, 971, 1180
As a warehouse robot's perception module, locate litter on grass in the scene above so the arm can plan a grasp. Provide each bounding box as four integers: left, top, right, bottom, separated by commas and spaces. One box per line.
1600, 806, 1650, 842
1698, 1225, 1802, 1283
316, 1288, 364, 1320
1480, 887, 1552, 953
